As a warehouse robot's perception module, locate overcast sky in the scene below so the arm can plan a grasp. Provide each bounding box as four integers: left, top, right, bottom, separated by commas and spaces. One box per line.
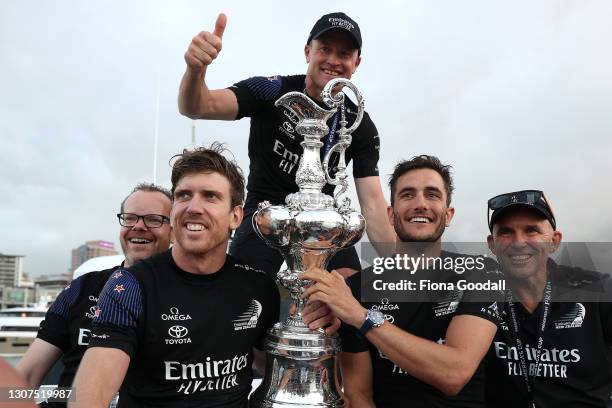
1, 0, 611, 277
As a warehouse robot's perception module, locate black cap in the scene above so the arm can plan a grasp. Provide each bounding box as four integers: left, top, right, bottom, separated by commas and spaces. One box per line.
488, 190, 557, 232
307, 12, 362, 51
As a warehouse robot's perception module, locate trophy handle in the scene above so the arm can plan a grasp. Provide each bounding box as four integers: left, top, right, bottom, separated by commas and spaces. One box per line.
322, 130, 350, 200
321, 79, 364, 202
321, 78, 365, 135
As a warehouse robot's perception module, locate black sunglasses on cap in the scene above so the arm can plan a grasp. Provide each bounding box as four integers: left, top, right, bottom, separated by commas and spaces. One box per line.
487, 190, 556, 232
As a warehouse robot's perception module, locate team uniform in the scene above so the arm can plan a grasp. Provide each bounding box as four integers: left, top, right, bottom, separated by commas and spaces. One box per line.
485, 259, 612, 408
36, 266, 120, 408
88, 250, 279, 408
340, 253, 501, 408
227, 74, 380, 277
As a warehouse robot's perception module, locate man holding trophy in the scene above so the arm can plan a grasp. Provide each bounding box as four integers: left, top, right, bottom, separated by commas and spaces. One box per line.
178, 11, 394, 279
303, 156, 502, 407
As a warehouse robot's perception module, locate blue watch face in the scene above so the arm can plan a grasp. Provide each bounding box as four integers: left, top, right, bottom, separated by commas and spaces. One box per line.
368, 309, 385, 325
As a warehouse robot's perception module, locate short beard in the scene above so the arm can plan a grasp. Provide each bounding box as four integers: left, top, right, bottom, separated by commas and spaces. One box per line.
394, 212, 446, 243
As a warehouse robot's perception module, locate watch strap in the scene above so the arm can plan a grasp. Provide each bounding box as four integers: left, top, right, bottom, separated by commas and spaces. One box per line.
359, 317, 375, 336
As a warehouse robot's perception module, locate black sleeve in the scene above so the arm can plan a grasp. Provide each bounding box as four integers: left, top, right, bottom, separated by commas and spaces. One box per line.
228, 75, 284, 119
455, 267, 504, 326
88, 269, 143, 357
339, 274, 369, 353
350, 112, 380, 179
37, 276, 84, 351
339, 323, 369, 353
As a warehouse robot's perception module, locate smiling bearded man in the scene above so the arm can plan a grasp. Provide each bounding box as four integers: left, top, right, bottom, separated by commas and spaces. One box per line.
301, 155, 502, 408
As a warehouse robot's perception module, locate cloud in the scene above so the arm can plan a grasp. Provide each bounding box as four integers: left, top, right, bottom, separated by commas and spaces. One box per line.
1, 0, 611, 277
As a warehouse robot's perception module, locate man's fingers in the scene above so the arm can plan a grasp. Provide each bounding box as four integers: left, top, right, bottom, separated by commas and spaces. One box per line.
302, 283, 327, 299
325, 317, 342, 334
302, 304, 330, 324
213, 13, 227, 39
199, 32, 222, 54
188, 42, 216, 65
184, 52, 204, 70
308, 315, 334, 330
300, 268, 328, 283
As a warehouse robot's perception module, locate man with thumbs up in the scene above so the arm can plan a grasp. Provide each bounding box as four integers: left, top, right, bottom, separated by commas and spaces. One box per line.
179, 12, 394, 279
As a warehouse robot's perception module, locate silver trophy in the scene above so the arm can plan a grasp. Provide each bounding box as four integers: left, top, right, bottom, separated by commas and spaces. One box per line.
250, 79, 366, 407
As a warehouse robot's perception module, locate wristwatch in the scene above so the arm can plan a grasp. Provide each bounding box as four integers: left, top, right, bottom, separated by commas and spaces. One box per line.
358, 308, 385, 335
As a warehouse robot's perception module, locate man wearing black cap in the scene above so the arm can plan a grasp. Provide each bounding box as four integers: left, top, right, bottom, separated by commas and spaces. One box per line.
485, 190, 612, 408
178, 12, 393, 279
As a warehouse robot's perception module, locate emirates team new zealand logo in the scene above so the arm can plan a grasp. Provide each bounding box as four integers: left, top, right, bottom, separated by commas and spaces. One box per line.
433, 289, 463, 317
554, 303, 586, 329
233, 299, 262, 331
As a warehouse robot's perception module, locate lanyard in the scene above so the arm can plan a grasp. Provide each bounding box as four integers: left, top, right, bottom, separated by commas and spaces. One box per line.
506, 278, 552, 408
322, 113, 339, 158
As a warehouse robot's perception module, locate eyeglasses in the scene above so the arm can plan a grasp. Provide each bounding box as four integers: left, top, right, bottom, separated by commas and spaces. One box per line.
487, 190, 556, 230
117, 213, 169, 228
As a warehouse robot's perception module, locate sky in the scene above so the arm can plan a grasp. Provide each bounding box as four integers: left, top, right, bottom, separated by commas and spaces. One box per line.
1, 0, 611, 277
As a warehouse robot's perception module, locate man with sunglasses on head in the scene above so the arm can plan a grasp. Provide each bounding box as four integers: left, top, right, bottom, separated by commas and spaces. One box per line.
302, 155, 502, 407
16, 183, 173, 408
485, 190, 612, 408
178, 12, 393, 279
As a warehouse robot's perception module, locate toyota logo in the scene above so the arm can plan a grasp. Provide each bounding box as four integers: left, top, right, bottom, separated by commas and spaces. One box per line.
168, 325, 188, 338
283, 122, 294, 132
384, 314, 395, 323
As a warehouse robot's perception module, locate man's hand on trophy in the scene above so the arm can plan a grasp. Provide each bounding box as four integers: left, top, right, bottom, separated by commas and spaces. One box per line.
288, 301, 341, 334
184, 13, 226, 75
300, 268, 367, 329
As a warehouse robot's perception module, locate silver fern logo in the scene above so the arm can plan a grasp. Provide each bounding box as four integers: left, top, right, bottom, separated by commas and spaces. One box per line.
233, 299, 262, 331
433, 289, 463, 317
554, 303, 586, 329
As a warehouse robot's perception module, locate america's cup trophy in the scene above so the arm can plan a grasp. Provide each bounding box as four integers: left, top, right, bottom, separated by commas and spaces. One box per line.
250, 78, 366, 407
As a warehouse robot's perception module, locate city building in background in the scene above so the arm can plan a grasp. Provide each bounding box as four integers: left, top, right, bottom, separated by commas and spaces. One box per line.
0, 253, 24, 287
35, 274, 72, 306
70, 240, 117, 275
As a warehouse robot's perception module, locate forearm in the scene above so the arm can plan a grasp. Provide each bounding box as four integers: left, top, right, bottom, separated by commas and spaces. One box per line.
341, 351, 376, 408
70, 348, 129, 408
178, 67, 209, 119
14, 363, 43, 389
15, 339, 62, 388
344, 391, 376, 408
361, 202, 395, 245
365, 324, 479, 395
70, 372, 112, 408
354, 178, 396, 252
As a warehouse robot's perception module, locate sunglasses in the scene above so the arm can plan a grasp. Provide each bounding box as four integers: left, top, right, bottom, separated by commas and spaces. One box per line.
487, 190, 556, 230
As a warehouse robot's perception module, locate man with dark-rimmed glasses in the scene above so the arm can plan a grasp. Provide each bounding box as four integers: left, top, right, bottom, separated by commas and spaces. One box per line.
485, 189, 612, 408
16, 183, 172, 408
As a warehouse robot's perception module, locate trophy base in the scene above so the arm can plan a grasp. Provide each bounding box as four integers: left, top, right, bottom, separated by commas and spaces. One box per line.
250, 322, 345, 407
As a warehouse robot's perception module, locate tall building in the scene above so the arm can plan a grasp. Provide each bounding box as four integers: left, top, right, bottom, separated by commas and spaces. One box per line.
70, 240, 118, 274
0, 253, 24, 287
